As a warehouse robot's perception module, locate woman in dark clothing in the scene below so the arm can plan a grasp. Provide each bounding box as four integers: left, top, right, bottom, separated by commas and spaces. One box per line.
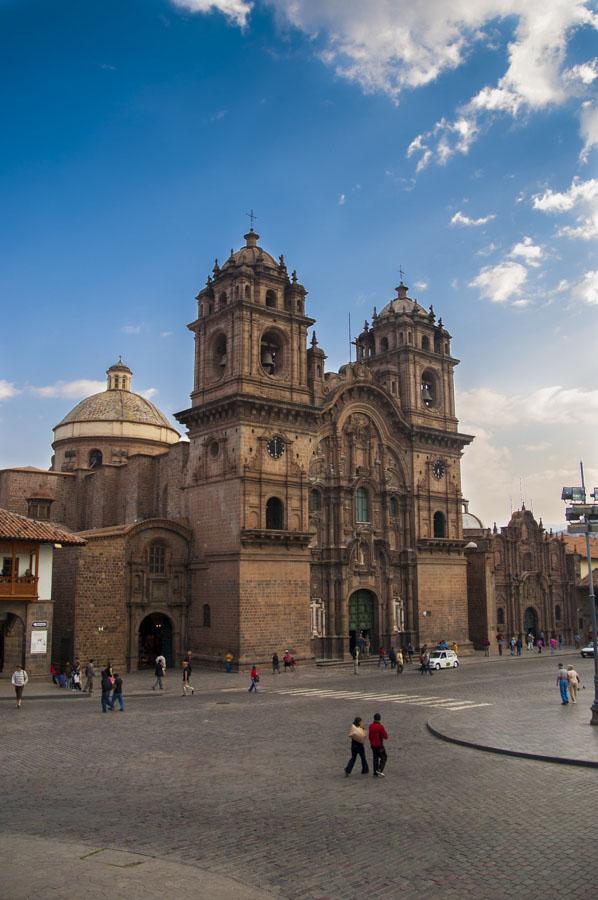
344, 716, 369, 776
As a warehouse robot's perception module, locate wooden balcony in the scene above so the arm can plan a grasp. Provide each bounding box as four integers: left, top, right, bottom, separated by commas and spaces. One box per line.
0, 575, 39, 599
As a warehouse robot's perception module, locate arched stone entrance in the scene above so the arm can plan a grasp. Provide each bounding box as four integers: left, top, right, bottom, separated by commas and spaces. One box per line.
348, 589, 377, 654
524, 606, 538, 638
138, 612, 173, 669
0, 613, 25, 673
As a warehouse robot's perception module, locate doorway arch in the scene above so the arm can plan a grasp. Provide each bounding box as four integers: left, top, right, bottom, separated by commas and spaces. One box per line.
524, 606, 538, 638
138, 612, 173, 669
348, 589, 377, 654
0, 613, 25, 673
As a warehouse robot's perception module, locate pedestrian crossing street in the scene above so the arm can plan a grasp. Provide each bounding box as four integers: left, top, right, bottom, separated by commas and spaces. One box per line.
276, 687, 491, 713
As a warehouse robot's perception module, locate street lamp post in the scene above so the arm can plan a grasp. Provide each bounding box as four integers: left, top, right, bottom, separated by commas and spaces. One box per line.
562, 461, 598, 726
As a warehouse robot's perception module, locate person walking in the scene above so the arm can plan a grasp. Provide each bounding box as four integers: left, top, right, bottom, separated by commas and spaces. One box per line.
483, 638, 490, 657
388, 647, 397, 670
556, 664, 569, 705
224, 652, 234, 672
509, 636, 516, 656
100, 667, 113, 713
527, 632, 534, 651
396, 648, 404, 675
378, 646, 387, 669
11, 665, 28, 709
406, 642, 414, 664
567, 666, 581, 703
352, 646, 360, 675
344, 717, 369, 776
248, 664, 259, 692
496, 634, 504, 656
549, 637, 557, 655
84, 659, 95, 694
516, 637, 523, 657
574, 632, 581, 650
272, 653, 280, 675
368, 713, 389, 777
112, 672, 125, 711
152, 656, 165, 691
50, 662, 58, 684
537, 637, 544, 654
182, 660, 195, 695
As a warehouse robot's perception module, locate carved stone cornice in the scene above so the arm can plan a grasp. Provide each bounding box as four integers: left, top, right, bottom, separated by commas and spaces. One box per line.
176, 395, 320, 430
240, 529, 312, 547
417, 538, 468, 554
412, 426, 474, 451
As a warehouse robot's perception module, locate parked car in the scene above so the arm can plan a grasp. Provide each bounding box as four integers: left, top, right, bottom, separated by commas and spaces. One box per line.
429, 649, 459, 670
580, 644, 596, 658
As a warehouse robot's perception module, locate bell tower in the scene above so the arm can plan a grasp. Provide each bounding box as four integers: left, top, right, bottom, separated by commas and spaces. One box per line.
354, 281, 474, 650
176, 228, 319, 666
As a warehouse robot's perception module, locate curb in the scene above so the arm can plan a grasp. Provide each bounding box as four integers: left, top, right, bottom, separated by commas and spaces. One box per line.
426, 720, 598, 769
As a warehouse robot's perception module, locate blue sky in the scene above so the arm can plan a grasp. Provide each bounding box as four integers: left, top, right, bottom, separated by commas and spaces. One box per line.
1, 0, 597, 524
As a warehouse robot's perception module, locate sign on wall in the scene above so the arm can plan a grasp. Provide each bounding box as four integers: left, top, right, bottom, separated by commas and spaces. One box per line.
30, 630, 48, 654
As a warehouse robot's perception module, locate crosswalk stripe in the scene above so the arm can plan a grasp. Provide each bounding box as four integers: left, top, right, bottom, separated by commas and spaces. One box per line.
275, 687, 490, 712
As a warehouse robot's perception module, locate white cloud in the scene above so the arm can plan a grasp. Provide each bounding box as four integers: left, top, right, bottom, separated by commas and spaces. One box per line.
121, 324, 142, 335
459, 384, 598, 427
31, 380, 105, 399
509, 235, 544, 266
532, 175, 598, 241
160, 331, 173, 338
170, 0, 252, 27
338, 193, 346, 205
451, 210, 496, 227
0, 380, 19, 401
140, 388, 158, 400
572, 269, 598, 305
579, 100, 598, 162
400, 1, 597, 169
469, 261, 528, 303
565, 58, 598, 86
413, 280, 428, 291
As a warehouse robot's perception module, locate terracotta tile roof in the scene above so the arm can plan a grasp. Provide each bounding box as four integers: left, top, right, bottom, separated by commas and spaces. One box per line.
579, 567, 598, 588
0, 508, 86, 545
561, 534, 598, 557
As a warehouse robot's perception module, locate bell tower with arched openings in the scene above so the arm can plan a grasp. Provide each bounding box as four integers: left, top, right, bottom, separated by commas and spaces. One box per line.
176, 227, 319, 667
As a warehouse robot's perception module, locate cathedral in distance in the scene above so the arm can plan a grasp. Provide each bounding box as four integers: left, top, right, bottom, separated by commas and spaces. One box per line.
0, 227, 578, 672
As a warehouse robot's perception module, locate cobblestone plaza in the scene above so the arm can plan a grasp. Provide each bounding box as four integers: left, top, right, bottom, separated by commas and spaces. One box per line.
1, 653, 597, 899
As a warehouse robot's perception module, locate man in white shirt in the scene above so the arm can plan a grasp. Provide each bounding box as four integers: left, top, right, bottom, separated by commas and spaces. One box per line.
11, 665, 29, 709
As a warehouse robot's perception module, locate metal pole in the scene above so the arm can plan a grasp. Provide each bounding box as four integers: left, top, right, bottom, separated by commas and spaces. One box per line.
579, 461, 598, 725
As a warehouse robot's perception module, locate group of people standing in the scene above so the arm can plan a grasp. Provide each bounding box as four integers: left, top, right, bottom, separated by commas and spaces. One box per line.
495, 632, 566, 656
345, 713, 389, 778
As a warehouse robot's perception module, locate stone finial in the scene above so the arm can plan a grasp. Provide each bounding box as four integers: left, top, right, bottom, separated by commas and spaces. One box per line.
493, 522, 498, 534
292, 270, 297, 283
311, 331, 318, 347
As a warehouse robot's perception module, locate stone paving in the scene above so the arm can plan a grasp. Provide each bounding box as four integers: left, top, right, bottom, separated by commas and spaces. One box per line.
1, 655, 598, 899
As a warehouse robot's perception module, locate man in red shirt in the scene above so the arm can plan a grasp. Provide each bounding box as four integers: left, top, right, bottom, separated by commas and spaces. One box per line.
368, 713, 389, 777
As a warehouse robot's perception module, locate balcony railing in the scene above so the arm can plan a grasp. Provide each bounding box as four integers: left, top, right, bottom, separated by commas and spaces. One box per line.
0, 575, 39, 599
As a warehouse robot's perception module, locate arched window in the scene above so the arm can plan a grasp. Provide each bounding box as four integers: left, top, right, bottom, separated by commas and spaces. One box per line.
265, 289, 277, 308
422, 335, 430, 351
310, 489, 322, 513
89, 449, 103, 469
260, 330, 283, 376
421, 369, 439, 409
522, 552, 532, 571
497, 607, 505, 626
433, 511, 446, 538
380, 336, 389, 352
244, 285, 251, 299
390, 496, 399, 519
219, 291, 227, 308
356, 487, 370, 523
149, 542, 166, 575
213, 334, 227, 373
555, 604, 561, 621
203, 603, 211, 627
266, 497, 284, 530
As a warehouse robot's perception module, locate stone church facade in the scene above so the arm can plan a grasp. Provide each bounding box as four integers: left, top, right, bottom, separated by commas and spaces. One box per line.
0, 228, 577, 670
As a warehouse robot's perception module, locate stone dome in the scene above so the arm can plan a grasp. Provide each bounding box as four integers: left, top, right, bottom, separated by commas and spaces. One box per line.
221, 230, 279, 271
58, 390, 173, 430
378, 283, 428, 319
462, 511, 484, 530
52, 361, 179, 471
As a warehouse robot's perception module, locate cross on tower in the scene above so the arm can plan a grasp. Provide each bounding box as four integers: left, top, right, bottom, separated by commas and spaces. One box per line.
246, 209, 257, 231
399, 265, 407, 284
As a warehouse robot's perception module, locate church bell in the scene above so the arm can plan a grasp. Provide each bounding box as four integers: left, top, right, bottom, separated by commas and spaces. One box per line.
261, 349, 275, 374
219, 353, 227, 368
421, 383, 433, 404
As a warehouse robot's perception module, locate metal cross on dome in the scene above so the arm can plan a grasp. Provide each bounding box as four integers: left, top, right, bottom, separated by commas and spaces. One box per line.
399, 265, 407, 283
246, 209, 257, 231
